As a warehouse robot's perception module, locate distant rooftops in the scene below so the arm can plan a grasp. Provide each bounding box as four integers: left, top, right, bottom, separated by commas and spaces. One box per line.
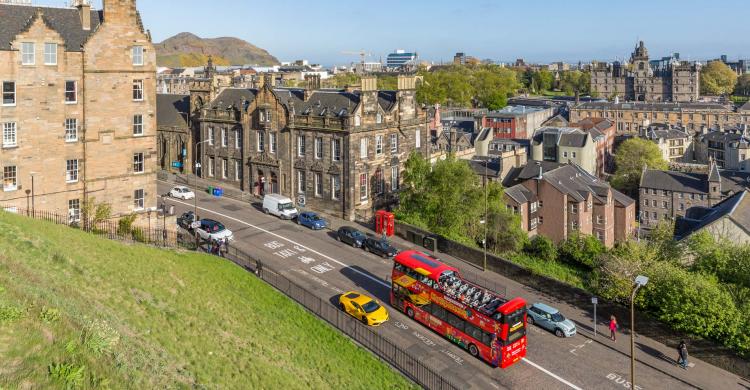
484, 105, 549, 117
575, 101, 731, 112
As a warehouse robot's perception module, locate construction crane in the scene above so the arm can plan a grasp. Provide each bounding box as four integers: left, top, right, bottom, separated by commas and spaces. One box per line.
341, 50, 372, 65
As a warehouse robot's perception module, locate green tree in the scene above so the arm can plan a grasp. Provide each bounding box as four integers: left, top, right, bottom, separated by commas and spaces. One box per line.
734, 74, 750, 96
701, 61, 738, 96
559, 70, 591, 97
415, 65, 520, 108
611, 138, 668, 196
398, 152, 432, 227
646, 219, 684, 264
323, 73, 360, 88
558, 233, 605, 269
531, 70, 554, 93
524, 235, 557, 261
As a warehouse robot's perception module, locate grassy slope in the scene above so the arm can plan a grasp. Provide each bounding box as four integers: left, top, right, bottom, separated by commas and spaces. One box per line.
0, 212, 415, 389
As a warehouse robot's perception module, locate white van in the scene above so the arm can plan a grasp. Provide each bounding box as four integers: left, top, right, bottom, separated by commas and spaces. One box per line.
262, 194, 298, 220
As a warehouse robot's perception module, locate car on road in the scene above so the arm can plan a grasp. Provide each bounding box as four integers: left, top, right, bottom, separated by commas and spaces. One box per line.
169, 186, 195, 200
177, 211, 197, 231
339, 291, 389, 326
195, 219, 234, 242
527, 302, 576, 337
262, 194, 298, 220
337, 226, 366, 248
363, 237, 398, 258
297, 211, 327, 230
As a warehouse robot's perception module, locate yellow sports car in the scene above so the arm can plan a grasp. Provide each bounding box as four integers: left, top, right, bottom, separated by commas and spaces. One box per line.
339, 291, 389, 326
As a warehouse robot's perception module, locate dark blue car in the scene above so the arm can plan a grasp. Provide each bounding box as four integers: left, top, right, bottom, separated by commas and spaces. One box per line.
297, 211, 328, 230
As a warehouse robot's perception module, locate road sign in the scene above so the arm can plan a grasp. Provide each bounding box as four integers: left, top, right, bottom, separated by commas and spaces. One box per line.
297, 195, 306, 207
591, 297, 598, 305
171, 161, 183, 168
592, 296, 598, 337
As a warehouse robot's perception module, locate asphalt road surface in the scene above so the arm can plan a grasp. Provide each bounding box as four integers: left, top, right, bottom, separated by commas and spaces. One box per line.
159, 182, 747, 390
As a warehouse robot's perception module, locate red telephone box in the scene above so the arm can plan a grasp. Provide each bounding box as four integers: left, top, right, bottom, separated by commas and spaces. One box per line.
375, 210, 395, 237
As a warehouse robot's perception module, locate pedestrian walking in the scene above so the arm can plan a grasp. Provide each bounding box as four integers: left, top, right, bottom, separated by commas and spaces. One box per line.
678, 340, 689, 369
609, 315, 618, 342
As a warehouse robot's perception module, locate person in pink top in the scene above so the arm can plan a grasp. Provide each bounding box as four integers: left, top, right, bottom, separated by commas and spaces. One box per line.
609, 315, 618, 341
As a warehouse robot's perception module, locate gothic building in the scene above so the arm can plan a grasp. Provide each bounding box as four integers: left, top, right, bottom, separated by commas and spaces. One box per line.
193, 74, 428, 221
591, 41, 700, 102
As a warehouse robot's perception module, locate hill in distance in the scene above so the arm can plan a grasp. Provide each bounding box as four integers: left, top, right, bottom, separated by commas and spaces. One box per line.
155, 32, 280, 68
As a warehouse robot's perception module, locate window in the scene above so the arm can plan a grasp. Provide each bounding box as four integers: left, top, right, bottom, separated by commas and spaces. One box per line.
376, 113, 382, 124
133, 115, 143, 136
133, 189, 144, 210
2, 82, 15, 106
314, 173, 322, 197
539, 216, 544, 225
678, 193, 683, 199
332, 139, 341, 162
652, 212, 657, 219
65, 119, 77, 142
354, 115, 361, 127
222, 159, 228, 179
315, 137, 323, 159
596, 231, 604, 241
375, 135, 384, 155
257, 131, 264, 151
44, 43, 57, 65
597, 215, 604, 225
133, 153, 144, 174
563, 151, 568, 158
662, 190, 668, 196
416, 130, 421, 148
65, 81, 77, 103
332, 175, 341, 200
3, 122, 16, 148
570, 203, 579, 214
539, 200, 543, 208
270, 133, 277, 153
208, 157, 215, 176
207, 127, 214, 145
571, 221, 579, 231
235, 130, 241, 149
359, 173, 368, 200
132, 80, 144, 101
65, 159, 79, 183
234, 160, 241, 181
3, 166, 17, 191
297, 135, 306, 157
700, 194, 705, 201
651, 189, 657, 195
391, 166, 399, 191
652, 200, 657, 207
360, 138, 368, 159
221, 128, 228, 147
375, 168, 384, 194
68, 199, 80, 223
679, 203, 685, 211
21, 42, 34, 65
690, 193, 695, 200
297, 170, 306, 194
132, 46, 144, 66
662, 201, 668, 209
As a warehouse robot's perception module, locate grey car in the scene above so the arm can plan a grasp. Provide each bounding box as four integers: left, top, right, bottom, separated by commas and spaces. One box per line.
527, 303, 576, 338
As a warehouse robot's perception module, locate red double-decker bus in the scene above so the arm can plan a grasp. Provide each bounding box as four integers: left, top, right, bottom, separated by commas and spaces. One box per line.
390, 250, 527, 368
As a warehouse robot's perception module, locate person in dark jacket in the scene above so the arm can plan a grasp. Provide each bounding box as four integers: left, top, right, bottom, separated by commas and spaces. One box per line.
677, 340, 689, 369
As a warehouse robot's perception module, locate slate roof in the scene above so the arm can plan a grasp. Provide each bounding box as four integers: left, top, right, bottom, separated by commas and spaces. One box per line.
542, 164, 612, 203
0, 4, 105, 51
532, 127, 591, 147
575, 101, 731, 112
558, 131, 588, 147
640, 169, 750, 196
503, 161, 564, 187
156, 94, 190, 128
505, 184, 535, 204
675, 190, 750, 240
469, 158, 502, 179
646, 127, 690, 140
699, 130, 746, 144
739, 101, 750, 111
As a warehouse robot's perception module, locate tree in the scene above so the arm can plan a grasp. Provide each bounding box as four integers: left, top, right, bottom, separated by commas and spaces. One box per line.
701, 61, 738, 96
531, 70, 554, 93
397, 152, 432, 227
559, 70, 591, 97
524, 235, 557, 261
81, 197, 112, 231
735, 74, 750, 96
558, 233, 606, 269
415, 65, 520, 109
611, 138, 668, 196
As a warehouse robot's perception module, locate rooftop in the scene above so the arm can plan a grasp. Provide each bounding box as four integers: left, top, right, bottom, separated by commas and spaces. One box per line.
484, 105, 549, 118
156, 94, 190, 128
575, 101, 731, 112
675, 190, 750, 240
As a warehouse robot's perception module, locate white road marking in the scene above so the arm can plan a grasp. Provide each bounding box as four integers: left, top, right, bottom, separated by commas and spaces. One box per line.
167, 195, 586, 390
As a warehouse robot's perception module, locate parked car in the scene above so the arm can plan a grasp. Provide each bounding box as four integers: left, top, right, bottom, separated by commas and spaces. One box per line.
339, 291, 389, 326
337, 226, 366, 248
177, 211, 197, 231
363, 237, 398, 258
297, 211, 327, 230
527, 303, 576, 338
262, 194, 298, 220
169, 186, 195, 200
195, 219, 234, 242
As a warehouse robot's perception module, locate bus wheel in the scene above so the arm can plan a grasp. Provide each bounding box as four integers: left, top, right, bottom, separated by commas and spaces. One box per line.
469, 344, 479, 358
406, 307, 414, 318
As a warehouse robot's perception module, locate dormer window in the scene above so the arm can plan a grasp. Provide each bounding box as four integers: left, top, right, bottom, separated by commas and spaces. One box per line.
376, 113, 383, 124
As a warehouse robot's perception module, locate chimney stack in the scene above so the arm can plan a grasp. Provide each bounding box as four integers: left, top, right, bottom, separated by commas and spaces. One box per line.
74, 0, 91, 30
304, 74, 320, 101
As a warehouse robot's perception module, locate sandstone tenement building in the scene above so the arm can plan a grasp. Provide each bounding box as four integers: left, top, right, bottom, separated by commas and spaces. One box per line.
190, 74, 428, 221
0, 0, 156, 220
591, 41, 700, 102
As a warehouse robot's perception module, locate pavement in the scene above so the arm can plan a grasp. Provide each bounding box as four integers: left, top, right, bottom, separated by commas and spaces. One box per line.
158, 178, 750, 390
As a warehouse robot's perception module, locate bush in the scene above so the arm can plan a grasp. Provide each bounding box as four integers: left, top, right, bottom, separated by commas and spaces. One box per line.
40, 307, 61, 323
558, 233, 605, 269
117, 214, 137, 237
524, 236, 557, 261
82, 319, 120, 356
0, 304, 24, 323
48, 362, 86, 389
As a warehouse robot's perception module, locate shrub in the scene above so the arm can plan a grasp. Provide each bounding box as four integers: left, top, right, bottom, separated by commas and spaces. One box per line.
558, 233, 605, 269
524, 235, 557, 261
131, 228, 147, 243
48, 362, 86, 389
0, 304, 24, 323
117, 214, 137, 237
82, 319, 120, 356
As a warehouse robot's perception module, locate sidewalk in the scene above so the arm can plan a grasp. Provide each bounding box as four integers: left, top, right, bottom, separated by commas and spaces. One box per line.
159, 172, 750, 389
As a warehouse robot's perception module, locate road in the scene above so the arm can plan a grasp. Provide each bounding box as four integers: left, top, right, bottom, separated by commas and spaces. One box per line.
159, 181, 749, 390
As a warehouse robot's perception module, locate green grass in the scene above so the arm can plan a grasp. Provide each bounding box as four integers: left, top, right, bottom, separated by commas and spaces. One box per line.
508, 254, 589, 290
0, 212, 416, 389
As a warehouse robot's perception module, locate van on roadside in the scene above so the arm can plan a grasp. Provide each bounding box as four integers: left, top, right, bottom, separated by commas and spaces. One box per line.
262, 194, 298, 220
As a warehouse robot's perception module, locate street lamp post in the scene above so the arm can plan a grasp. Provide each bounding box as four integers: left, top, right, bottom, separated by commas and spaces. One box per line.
483, 158, 489, 271
25, 189, 31, 216
631, 275, 649, 390
194, 139, 210, 217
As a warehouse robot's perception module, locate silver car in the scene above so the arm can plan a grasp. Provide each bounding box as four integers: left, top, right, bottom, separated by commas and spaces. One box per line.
527, 303, 576, 338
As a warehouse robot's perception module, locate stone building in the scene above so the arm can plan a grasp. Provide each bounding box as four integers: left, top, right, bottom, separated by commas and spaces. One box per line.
194, 74, 428, 221
530, 119, 614, 178
0, 0, 156, 219
675, 190, 750, 243
641, 124, 693, 163
694, 126, 750, 170
570, 101, 748, 135
504, 163, 635, 247
591, 41, 700, 102
156, 94, 191, 174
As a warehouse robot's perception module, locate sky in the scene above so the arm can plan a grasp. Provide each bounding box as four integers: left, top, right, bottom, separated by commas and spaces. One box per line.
31, 0, 750, 66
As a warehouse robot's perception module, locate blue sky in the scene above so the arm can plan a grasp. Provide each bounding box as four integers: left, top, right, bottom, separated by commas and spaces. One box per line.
35, 0, 750, 65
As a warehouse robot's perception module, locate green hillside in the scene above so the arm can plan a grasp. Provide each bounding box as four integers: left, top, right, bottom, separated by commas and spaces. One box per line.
0, 212, 414, 389
157, 53, 232, 68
